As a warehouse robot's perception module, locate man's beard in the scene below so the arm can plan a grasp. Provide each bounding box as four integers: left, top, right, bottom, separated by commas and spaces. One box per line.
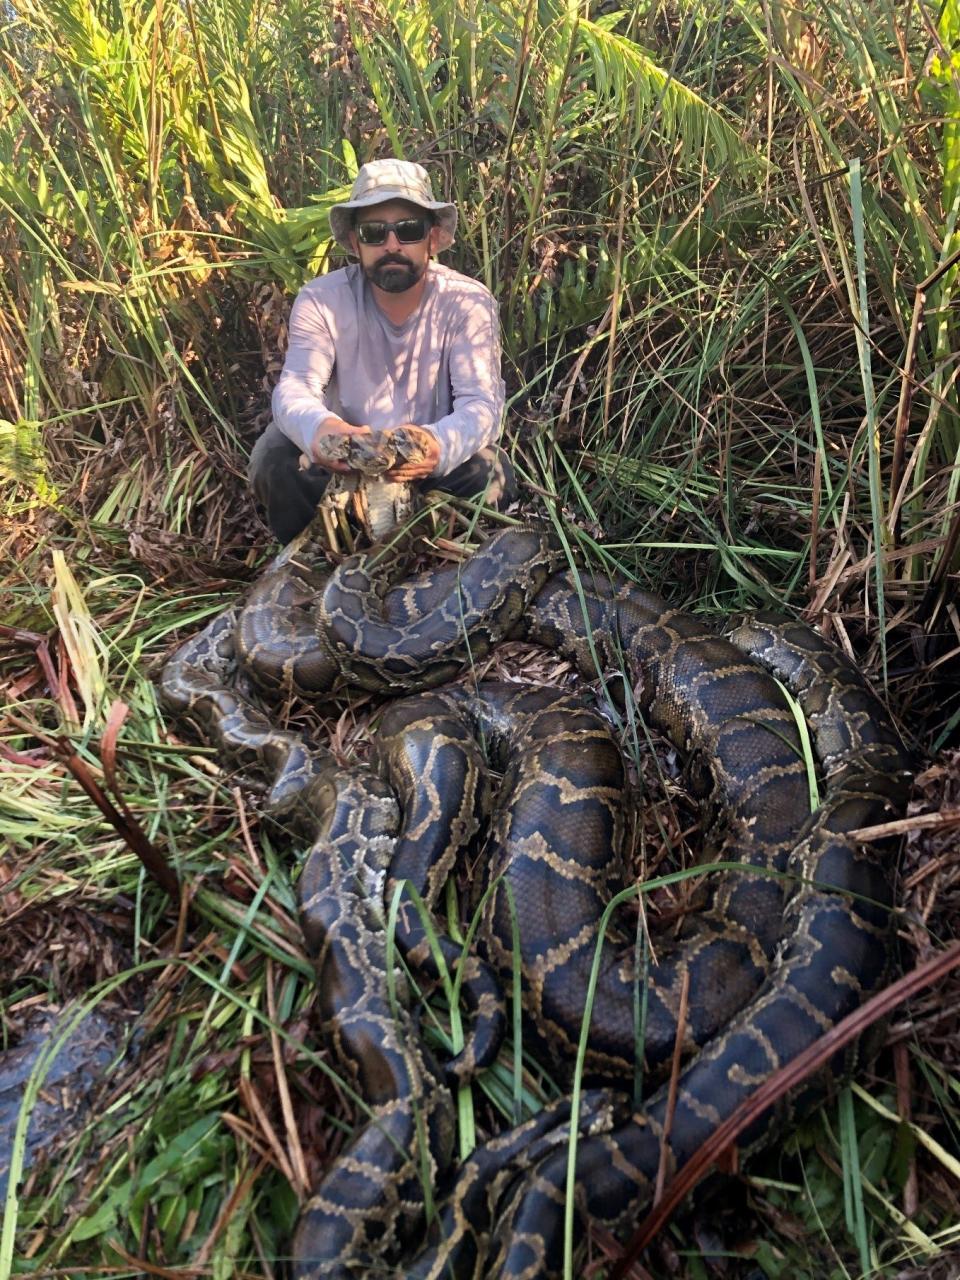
364, 256, 426, 293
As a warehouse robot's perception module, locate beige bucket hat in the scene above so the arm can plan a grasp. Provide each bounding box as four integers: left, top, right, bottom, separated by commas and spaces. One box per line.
329, 159, 457, 252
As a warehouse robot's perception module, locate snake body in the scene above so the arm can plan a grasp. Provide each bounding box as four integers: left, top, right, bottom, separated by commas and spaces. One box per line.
158, 523, 911, 1278
450, 584, 908, 1277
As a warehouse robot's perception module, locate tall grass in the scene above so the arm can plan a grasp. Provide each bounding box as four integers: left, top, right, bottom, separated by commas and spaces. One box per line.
3, 0, 957, 610
2, 0, 959, 1277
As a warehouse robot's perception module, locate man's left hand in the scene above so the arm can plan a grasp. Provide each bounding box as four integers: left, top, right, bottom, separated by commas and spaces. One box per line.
384, 425, 441, 481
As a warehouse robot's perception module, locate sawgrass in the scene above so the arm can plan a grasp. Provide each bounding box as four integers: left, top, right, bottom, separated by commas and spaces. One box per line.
2, 0, 960, 1276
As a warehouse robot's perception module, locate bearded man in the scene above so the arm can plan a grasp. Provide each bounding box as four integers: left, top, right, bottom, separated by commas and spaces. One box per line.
249, 159, 516, 543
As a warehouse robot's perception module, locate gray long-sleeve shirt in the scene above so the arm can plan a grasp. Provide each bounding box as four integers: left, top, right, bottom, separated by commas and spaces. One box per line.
271, 263, 505, 476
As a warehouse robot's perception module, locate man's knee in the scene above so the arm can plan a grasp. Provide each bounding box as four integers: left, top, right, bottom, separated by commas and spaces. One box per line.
248, 421, 298, 497
432, 445, 517, 509
248, 422, 330, 543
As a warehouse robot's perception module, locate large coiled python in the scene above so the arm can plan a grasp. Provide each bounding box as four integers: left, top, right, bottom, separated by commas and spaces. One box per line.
158, 520, 912, 1279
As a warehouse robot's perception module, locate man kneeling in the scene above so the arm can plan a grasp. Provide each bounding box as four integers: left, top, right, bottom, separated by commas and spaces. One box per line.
250, 159, 516, 544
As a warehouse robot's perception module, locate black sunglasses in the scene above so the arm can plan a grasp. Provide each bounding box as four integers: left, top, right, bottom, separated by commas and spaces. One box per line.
355, 217, 430, 246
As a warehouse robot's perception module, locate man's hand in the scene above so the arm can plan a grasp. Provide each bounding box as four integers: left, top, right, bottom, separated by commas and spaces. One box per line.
383, 424, 441, 481
309, 418, 372, 473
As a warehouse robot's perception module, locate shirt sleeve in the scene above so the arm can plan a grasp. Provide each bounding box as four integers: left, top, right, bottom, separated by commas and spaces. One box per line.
271, 287, 339, 455
424, 292, 505, 476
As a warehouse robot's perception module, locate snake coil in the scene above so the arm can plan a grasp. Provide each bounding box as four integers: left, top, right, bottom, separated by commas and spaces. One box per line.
158, 522, 911, 1279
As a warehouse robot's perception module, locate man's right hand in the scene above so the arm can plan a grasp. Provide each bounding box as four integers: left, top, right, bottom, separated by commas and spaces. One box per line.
309, 418, 372, 473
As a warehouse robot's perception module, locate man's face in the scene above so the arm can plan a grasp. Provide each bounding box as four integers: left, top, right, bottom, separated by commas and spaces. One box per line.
349, 199, 441, 294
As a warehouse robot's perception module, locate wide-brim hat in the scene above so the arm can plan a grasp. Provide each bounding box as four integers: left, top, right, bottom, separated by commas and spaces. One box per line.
329, 159, 457, 252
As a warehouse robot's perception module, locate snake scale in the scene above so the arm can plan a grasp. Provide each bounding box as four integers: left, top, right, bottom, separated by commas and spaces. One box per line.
158, 521, 911, 1278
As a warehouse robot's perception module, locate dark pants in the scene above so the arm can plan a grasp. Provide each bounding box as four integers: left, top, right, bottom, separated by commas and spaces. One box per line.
248, 421, 518, 544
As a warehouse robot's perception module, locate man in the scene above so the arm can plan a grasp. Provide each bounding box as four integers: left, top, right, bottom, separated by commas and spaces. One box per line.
249, 159, 516, 543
